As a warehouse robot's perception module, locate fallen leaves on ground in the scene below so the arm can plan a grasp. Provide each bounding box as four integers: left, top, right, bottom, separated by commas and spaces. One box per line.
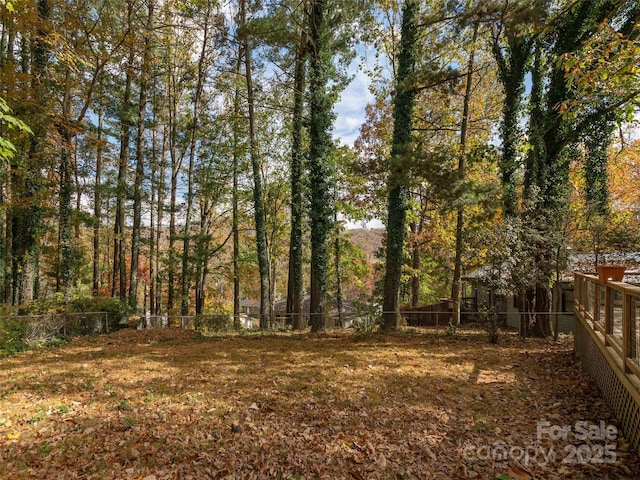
0, 327, 638, 479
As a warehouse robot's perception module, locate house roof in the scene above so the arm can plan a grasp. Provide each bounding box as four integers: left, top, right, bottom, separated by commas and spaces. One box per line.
464, 252, 640, 285
463, 263, 510, 281
239, 299, 260, 308
565, 252, 640, 284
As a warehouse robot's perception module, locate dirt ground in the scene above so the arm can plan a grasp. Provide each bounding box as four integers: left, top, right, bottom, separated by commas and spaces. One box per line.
0, 327, 638, 479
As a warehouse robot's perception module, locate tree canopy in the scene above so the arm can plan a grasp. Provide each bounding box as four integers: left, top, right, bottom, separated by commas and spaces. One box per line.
0, 0, 637, 337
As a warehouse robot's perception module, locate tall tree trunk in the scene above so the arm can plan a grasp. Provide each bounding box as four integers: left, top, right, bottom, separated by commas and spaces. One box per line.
240, 0, 270, 329
287, 28, 307, 331
57, 62, 74, 295
194, 204, 209, 316
149, 135, 156, 314
12, 0, 51, 304
409, 221, 420, 309
451, 22, 479, 327
333, 208, 343, 328
181, 2, 210, 315
269, 249, 277, 328
524, 45, 544, 198
113, 9, 134, 301
168, 155, 178, 312
57, 122, 73, 294
113, 74, 131, 300
166, 51, 182, 312
584, 114, 614, 215
492, 27, 533, 336
524, 1, 614, 337
148, 87, 162, 315
155, 123, 168, 315
492, 33, 531, 217
93, 81, 104, 296
308, 0, 335, 333
180, 141, 194, 315
520, 44, 545, 338
232, 53, 242, 331
3, 160, 11, 304
382, 0, 418, 331
129, 0, 154, 311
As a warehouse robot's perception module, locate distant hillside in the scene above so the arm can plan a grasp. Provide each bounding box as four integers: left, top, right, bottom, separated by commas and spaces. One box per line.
345, 228, 385, 260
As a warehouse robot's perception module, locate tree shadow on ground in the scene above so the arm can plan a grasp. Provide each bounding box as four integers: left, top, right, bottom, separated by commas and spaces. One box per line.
0, 328, 638, 479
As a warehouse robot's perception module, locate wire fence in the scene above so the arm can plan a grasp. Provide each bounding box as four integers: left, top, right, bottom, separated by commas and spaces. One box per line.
0, 307, 576, 346
0, 312, 115, 342
141, 311, 375, 332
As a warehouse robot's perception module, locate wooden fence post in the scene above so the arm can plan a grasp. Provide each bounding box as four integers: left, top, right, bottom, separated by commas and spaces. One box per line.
624, 292, 632, 374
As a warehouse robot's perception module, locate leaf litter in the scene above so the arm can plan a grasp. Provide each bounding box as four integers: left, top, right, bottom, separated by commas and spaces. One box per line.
0, 327, 638, 479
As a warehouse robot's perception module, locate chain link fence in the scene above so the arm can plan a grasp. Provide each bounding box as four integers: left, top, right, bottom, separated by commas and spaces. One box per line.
138, 311, 373, 333
0, 312, 116, 342
1, 306, 384, 348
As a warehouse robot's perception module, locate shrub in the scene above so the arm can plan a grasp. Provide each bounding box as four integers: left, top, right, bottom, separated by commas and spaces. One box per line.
352, 316, 380, 335
0, 316, 27, 357
478, 304, 500, 344
197, 314, 232, 333
68, 296, 128, 332
21, 293, 66, 315
68, 296, 128, 316
351, 301, 381, 335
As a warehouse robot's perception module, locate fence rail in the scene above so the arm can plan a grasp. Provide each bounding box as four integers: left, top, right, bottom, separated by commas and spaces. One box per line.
574, 272, 640, 455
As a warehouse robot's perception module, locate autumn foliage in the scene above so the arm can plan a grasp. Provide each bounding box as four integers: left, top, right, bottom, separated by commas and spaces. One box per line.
1, 328, 638, 478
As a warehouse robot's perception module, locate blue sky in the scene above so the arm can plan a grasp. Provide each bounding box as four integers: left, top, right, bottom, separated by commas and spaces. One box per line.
332, 56, 386, 229
333, 57, 376, 147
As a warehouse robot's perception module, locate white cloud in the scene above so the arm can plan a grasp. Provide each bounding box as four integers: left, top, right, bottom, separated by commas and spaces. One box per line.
333, 61, 375, 147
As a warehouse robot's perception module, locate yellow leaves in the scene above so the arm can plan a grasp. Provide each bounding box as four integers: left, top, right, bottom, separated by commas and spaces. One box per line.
557, 101, 578, 121
608, 139, 640, 212
559, 16, 640, 116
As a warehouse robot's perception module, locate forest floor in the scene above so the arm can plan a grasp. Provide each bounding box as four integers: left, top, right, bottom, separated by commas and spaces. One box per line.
0, 326, 639, 480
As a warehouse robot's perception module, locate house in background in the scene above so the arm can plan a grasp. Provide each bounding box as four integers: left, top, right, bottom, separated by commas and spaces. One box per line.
463, 253, 640, 334
272, 296, 358, 328
239, 298, 261, 316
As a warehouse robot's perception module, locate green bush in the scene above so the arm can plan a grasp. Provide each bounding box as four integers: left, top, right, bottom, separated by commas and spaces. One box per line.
351, 301, 381, 335
68, 296, 128, 333
478, 304, 500, 344
197, 314, 232, 333
21, 293, 67, 315
68, 296, 128, 316
0, 316, 27, 357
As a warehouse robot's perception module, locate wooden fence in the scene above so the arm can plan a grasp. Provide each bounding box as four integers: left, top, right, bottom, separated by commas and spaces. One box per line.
400, 297, 479, 327
400, 300, 453, 327
574, 272, 640, 455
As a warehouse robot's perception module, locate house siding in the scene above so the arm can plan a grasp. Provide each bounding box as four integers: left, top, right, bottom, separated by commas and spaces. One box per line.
470, 281, 575, 334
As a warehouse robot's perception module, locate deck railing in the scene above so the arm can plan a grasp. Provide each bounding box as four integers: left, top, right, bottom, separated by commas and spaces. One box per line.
574, 272, 640, 454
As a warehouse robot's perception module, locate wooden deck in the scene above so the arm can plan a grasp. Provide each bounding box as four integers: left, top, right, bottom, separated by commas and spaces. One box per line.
574, 272, 640, 455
